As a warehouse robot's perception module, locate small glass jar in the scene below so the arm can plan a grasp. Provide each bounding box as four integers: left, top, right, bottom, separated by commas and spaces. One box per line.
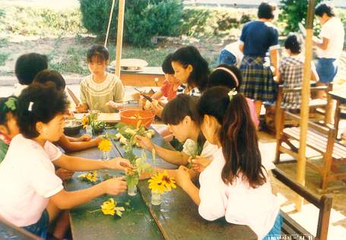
86, 125, 93, 136
101, 150, 110, 160
151, 191, 162, 205
127, 186, 137, 196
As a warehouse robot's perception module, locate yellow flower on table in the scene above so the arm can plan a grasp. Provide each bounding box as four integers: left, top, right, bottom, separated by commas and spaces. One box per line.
98, 139, 112, 152
148, 171, 176, 194
81, 115, 89, 129
101, 198, 125, 217
78, 171, 98, 182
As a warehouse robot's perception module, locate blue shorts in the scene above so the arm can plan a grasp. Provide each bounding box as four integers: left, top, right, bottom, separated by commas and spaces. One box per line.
23, 209, 49, 239
219, 49, 237, 65
263, 213, 283, 240
316, 58, 338, 83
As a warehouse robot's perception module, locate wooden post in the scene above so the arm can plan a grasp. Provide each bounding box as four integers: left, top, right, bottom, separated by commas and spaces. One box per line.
296, 0, 316, 211
115, 0, 125, 78
104, 0, 116, 48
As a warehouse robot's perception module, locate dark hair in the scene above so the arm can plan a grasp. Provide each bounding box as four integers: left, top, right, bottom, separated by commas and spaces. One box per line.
0, 96, 18, 127
33, 70, 66, 92
161, 54, 175, 74
284, 34, 302, 54
315, 2, 335, 17
171, 46, 210, 92
197, 86, 266, 188
87, 44, 109, 63
257, 2, 276, 19
208, 64, 243, 90
162, 94, 199, 125
15, 53, 48, 85
17, 83, 69, 138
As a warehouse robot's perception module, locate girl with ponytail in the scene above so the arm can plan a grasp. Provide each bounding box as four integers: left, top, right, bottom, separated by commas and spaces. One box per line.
175, 86, 281, 239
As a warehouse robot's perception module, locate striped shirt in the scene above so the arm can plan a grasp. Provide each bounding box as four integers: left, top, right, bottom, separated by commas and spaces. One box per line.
176, 84, 201, 97
80, 73, 125, 113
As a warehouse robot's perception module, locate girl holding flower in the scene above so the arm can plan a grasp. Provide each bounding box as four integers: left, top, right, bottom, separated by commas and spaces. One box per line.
175, 87, 281, 240
0, 84, 131, 238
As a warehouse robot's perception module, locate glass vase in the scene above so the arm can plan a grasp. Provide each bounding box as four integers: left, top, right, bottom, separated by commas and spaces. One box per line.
151, 191, 162, 205
101, 150, 110, 160
127, 185, 137, 196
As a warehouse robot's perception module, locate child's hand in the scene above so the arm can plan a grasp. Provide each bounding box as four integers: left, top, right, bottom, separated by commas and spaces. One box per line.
175, 166, 192, 189
148, 99, 163, 115
76, 103, 87, 113
139, 97, 147, 109
134, 135, 154, 150
106, 100, 118, 109
55, 168, 74, 181
79, 134, 92, 141
105, 157, 133, 171
191, 156, 211, 173
101, 177, 127, 195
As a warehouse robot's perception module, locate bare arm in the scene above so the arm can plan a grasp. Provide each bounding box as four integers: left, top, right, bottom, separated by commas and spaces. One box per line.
175, 166, 200, 205
239, 43, 244, 53
57, 135, 101, 152
54, 154, 131, 172
270, 48, 279, 76
315, 37, 329, 50
50, 177, 127, 209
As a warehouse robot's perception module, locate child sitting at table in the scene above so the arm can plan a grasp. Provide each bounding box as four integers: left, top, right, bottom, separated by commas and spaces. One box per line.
13, 53, 48, 97
0, 83, 130, 238
172, 46, 210, 97
278, 33, 317, 110
141, 53, 181, 118
175, 86, 281, 240
33, 69, 102, 152
135, 94, 218, 166
0, 96, 20, 163
208, 64, 259, 128
76, 44, 125, 113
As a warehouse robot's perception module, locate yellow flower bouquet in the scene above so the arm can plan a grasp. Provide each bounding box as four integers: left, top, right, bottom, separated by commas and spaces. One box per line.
148, 171, 176, 205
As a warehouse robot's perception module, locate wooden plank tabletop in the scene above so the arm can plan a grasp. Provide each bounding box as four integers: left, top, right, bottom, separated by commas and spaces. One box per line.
329, 91, 346, 103
112, 129, 258, 240
65, 144, 164, 240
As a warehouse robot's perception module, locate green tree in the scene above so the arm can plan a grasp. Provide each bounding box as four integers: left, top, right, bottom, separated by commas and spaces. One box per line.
280, 0, 322, 34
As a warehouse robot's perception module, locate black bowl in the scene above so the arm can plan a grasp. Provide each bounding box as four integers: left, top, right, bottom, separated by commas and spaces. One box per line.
64, 124, 82, 136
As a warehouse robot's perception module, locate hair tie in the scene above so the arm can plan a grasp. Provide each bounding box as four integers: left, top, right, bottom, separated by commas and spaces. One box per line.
28, 101, 34, 112
228, 88, 237, 101
4, 97, 17, 111
214, 67, 239, 87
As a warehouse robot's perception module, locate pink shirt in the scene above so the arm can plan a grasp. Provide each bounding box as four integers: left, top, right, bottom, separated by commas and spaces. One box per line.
246, 98, 259, 127
161, 80, 177, 101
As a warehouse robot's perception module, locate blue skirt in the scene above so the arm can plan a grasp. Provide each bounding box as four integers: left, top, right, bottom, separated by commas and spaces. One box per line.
240, 55, 278, 103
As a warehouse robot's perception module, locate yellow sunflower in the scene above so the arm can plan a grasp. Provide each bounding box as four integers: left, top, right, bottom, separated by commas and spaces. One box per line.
161, 170, 176, 192
98, 139, 112, 152
81, 115, 89, 129
148, 173, 166, 194
101, 198, 125, 217
78, 171, 98, 182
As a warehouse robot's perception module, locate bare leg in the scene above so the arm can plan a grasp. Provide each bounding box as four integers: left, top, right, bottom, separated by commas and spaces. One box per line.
254, 100, 263, 119
52, 212, 70, 240
316, 81, 327, 99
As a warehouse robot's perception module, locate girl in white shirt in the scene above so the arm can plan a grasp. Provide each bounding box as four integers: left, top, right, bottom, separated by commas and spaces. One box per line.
175, 86, 281, 239
0, 83, 130, 238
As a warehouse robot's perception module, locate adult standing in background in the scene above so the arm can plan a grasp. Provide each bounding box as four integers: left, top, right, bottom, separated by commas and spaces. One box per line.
314, 1, 345, 99
239, 2, 279, 119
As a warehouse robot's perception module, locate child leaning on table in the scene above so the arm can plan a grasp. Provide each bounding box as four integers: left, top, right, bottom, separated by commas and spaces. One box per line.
0, 96, 20, 163
33, 69, 102, 152
0, 83, 130, 238
175, 87, 281, 240
141, 53, 181, 118
76, 44, 125, 113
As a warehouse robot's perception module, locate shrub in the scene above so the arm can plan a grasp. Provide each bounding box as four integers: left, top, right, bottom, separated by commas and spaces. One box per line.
80, 0, 183, 47
279, 0, 322, 35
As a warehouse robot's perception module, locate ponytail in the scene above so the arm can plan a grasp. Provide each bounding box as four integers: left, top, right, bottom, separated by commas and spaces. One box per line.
197, 86, 266, 188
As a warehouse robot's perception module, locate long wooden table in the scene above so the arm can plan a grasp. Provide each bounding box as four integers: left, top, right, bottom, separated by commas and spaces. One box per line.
65, 129, 257, 240
328, 90, 346, 136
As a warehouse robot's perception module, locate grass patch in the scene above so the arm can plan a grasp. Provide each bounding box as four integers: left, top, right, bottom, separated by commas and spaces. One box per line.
0, 52, 10, 66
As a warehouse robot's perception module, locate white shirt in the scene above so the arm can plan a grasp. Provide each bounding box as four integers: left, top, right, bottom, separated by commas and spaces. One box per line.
198, 148, 279, 239
317, 17, 345, 59
0, 134, 63, 227
182, 139, 218, 160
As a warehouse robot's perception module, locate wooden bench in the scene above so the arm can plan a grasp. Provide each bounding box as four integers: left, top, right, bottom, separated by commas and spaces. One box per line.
275, 110, 346, 191
272, 168, 333, 240
264, 85, 330, 134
